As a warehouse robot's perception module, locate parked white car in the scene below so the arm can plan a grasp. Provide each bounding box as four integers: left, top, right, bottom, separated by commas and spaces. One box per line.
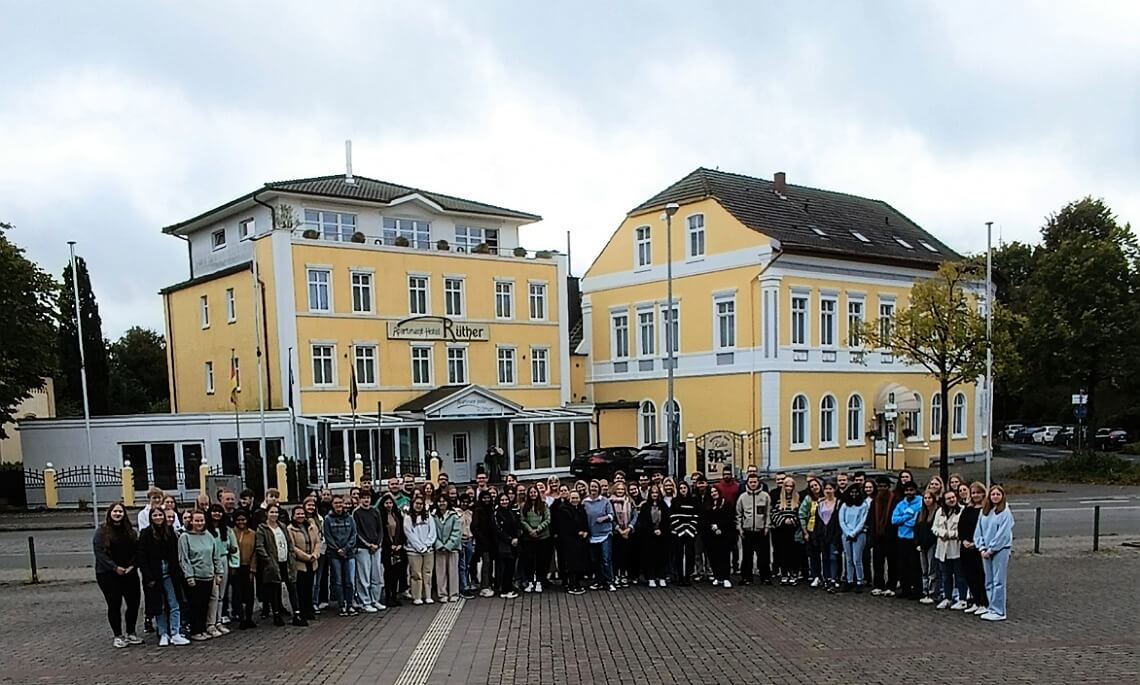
1034, 425, 1063, 444
1003, 424, 1024, 441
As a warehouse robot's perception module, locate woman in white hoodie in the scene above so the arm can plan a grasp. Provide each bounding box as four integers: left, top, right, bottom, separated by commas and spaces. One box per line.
403, 496, 438, 605
932, 490, 968, 610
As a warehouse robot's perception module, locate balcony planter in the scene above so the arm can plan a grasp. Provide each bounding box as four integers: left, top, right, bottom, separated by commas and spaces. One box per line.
436, 239, 450, 251
302, 229, 320, 239
351, 231, 366, 243
394, 236, 410, 247
513, 246, 528, 257
472, 243, 490, 254
535, 250, 553, 259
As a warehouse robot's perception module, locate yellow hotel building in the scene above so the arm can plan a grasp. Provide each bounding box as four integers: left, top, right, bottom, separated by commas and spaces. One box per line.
581, 168, 985, 472
161, 171, 590, 484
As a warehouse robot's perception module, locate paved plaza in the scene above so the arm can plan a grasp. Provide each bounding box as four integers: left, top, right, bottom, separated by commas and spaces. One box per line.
0, 549, 1136, 685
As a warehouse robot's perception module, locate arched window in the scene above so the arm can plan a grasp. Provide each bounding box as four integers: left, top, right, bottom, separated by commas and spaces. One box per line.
904, 393, 923, 440
661, 399, 681, 445
639, 400, 657, 446
820, 395, 837, 445
846, 394, 864, 443
791, 395, 809, 447
930, 394, 942, 439
952, 393, 966, 437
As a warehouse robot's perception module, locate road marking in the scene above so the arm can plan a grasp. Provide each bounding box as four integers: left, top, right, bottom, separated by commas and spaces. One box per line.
1079, 499, 1131, 505
393, 598, 464, 685
1030, 506, 1140, 513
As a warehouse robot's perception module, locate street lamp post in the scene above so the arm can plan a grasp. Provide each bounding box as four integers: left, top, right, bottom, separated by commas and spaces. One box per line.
664, 202, 679, 476
985, 221, 994, 489
68, 242, 99, 528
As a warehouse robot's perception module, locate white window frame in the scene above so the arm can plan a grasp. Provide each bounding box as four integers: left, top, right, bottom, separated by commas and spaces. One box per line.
495, 280, 514, 320
211, 228, 226, 251
530, 347, 549, 386
878, 298, 896, 346
225, 288, 236, 324
232, 357, 241, 392
791, 394, 809, 449
819, 296, 837, 348
634, 225, 651, 269
306, 268, 331, 313
638, 400, 658, 446
454, 225, 499, 252
847, 298, 865, 347
636, 307, 655, 357
930, 394, 943, 440
408, 275, 429, 316
306, 210, 358, 243
382, 216, 430, 249
714, 294, 736, 350
659, 303, 680, 356
311, 345, 335, 386
819, 394, 838, 447
528, 282, 547, 321
952, 392, 966, 438
611, 311, 630, 360
351, 271, 374, 314
661, 399, 681, 445
444, 277, 465, 318
496, 346, 516, 386
447, 346, 468, 385
204, 361, 215, 395
411, 346, 433, 387
200, 295, 210, 329
790, 292, 809, 346
846, 394, 864, 445
354, 345, 378, 387
905, 395, 923, 441
686, 214, 705, 259
239, 218, 255, 241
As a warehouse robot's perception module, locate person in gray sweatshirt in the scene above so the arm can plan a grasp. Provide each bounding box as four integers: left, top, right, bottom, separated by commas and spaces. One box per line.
582, 481, 617, 591
736, 473, 772, 585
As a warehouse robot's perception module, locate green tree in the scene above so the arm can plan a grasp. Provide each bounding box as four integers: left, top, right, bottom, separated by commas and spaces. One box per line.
108, 327, 170, 414
1024, 198, 1140, 434
57, 255, 110, 416
862, 261, 1013, 483
0, 222, 57, 438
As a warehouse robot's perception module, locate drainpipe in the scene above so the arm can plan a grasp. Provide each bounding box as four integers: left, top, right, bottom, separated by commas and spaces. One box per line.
749, 243, 784, 456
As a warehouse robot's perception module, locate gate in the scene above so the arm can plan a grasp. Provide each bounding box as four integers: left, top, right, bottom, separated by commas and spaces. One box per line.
695, 428, 772, 478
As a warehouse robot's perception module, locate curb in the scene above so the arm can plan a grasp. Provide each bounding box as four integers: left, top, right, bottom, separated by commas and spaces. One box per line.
0, 524, 95, 533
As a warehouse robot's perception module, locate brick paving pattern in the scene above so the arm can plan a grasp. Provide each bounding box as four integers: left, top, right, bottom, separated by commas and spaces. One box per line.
0, 551, 1136, 684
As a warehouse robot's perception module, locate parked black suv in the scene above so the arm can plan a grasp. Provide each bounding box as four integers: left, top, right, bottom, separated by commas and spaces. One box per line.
569, 447, 639, 481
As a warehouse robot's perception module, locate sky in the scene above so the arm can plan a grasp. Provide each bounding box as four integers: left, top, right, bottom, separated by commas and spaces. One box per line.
2, 1, 1137, 338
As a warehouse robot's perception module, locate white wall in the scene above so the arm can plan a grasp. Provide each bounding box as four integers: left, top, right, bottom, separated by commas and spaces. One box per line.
188, 204, 274, 277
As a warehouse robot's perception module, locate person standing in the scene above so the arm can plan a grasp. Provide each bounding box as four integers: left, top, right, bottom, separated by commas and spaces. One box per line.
636, 485, 671, 588
404, 497, 438, 605
457, 493, 476, 599
178, 509, 224, 641
493, 493, 521, 598
770, 478, 802, 585
932, 490, 968, 610
206, 505, 236, 637
868, 475, 897, 596
891, 481, 924, 600
552, 489, 589, 594
959, 482, 989, 614
798, 478, 822, 587
519, 486, 552, 593
583, 481, 616, 592
975, 485, 1014, 621
136, 506, 188, 646
287, 505, 320, 622
814, 481, 842, 593
254, 504, 306, 627
839, 484, 871, 593
669, 481, 699, 586
353, 492, 385, 613
94, 502, 143, 648
609, 482, 638, 587
377, 494, 407, 607
701, 486, 734, 588
736, 472, 771, 586
915, 490, 941, 605
137, 487, 166, 530
472, 490, 498, 597
231, 510, 257, 628
433, 496, 462, 602
322, 495, 359, 617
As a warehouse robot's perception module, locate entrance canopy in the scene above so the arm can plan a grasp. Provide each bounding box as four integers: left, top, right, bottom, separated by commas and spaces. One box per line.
397, 384, 522, 420
874, 382, 921, 413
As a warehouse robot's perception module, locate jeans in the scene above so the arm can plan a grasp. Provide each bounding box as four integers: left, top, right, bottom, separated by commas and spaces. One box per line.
459, 540, 474, 593
919, 546, 941, 599
940, 556, 968, 602
354, 548, 383, 607
589, 537, 613, 586
314, 552, 329, 608
96, 571, 140, 637
982, 548, 1010, 616
154, 576, 182, 639
740, 531, 771, 582
821, 544, 839, 581
843, 533, 867, 586
329, 554, 357, 611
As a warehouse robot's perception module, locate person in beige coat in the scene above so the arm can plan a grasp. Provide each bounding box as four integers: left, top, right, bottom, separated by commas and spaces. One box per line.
931, 490, 968, 611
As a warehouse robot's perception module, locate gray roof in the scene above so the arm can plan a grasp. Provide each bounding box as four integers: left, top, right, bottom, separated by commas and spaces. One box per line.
630, 168, 959, 267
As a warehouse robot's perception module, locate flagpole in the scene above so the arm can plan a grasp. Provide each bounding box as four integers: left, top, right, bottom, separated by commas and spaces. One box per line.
252, 260, 268, 493
985, 221, 994, 489
287, 347, 298, 487
67, 242, 99, 528
348, 345, 358, 480
232, 348, 242, 483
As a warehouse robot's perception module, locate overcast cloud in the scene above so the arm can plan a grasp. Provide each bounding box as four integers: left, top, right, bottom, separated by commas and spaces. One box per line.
2, 0, 1137, 337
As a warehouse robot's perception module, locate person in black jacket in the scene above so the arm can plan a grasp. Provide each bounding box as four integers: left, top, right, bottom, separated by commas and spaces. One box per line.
378, 494, 407, 607
636, 485, 672, 588
472, 490, 497, 597
701, 487, 735, 588
552, 489, 589, 594
493, 493, 521, 599
136, 506, 188, 645
958, 482, 989, 613
670, 482, 699, 586
94, 501, 143, 648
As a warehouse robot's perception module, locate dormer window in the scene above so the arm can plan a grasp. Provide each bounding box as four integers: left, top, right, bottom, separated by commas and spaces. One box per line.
894, 236, 914, 249
850, 231, 870, 243
919, 241, 939, 253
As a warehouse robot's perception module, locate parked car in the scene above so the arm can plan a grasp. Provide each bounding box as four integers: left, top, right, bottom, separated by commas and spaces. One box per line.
1096, 429, 1130, 451
1014, 426, 1041, 444
630, 443, 674, 476
569, 446, 639, 481
1037, 426, 1064, 445
1003, 424, 1025, 441
1055, 426, 1081, 447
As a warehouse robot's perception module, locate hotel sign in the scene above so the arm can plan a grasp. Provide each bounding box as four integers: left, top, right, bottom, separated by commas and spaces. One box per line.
387, 316, 489, 342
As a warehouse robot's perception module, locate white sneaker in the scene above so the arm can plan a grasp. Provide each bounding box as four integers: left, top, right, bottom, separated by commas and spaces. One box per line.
413, 599, 424, 606
158, 635, 169, 647
919, 596, 935, 605
441, 597, 451, 603
648, 580, 658, 588
112, 637, 127, 649
125, 633, 143, 645
607, 584, 617, 592
479, 589, 495, 598
170, 634, 190, 646
813, 578, 824, 589
951, 600, 968, 611
220, 616, 231, 625
869, 587, 880, 595
215, 624, 230, 635
501, 591, 518, 599
936, 599, 951, 610
535, 582, 543, 593
883, 589, 896, 597
375, 603, 387, 611
524, 582, 534, 593
659, 579, 667, 587
963, 604, 977, 613
363, 604, 378, 613
722, 580, 733, 588
318, 602, 329, 610
425, 598, 434, 604
981, 612, 1006, 621
206, 626, 221, 637
712, 580, 721, 587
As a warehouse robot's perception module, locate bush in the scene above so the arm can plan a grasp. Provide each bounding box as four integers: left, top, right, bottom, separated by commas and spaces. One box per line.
535, 250, 553, 259
436, 239, 449, 251
472, 243, 490, 254
513, 246, 527, 257
302, 228, 319, 239
350, 231, 366, 243
1014, 451, 1140, 485
1122, 442, 1140, 455
394, 236, 410, 247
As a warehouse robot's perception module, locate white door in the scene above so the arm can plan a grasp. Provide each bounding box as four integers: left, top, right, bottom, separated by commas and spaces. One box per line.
451, 433, 471, 482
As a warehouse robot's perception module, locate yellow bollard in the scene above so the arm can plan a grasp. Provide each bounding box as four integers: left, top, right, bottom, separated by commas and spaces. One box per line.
44, 463, 58, 510
685, 433, 697, 478
121, 462, 135, 507
199, 460, 210, 498
276, 456, 289, 503
352, 455, 363, 487
429, 452, 441, 485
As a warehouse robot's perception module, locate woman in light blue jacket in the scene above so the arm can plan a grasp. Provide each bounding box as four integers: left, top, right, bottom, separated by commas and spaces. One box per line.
838, 484, 870, 593
974, 485, 1014, 621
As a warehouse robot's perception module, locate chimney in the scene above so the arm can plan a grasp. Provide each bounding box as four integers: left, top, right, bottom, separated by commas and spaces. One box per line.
773, 171, 786, 196
344, 139, 355, 185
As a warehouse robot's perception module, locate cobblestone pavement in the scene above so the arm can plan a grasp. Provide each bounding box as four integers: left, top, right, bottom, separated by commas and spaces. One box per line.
1, 550, 1136, 685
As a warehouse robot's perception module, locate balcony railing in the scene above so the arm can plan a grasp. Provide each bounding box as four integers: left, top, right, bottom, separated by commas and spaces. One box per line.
292, 228, 560, 260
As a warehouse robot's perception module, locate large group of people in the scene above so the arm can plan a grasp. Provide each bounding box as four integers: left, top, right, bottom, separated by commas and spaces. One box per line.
92, 465, 1014, 648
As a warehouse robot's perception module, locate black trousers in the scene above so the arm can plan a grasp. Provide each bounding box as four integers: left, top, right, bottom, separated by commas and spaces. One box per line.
265, 563, 301, 617
872, 535, 894, 590
740, 531, 771, 581
185, 579, 213, 635
231, 566, 255, 622
706, 533, 731, 582
772, 527, 800, 577
673, 536, 695, 581
521, 538, 553, 584
897, 542, 922, 598
625, 531, 641, 581
497, 552, 516, 594
296, 568, 315, 616
384, 557, 407, 602
641, 531, 669, 579
96, 571, 141, 637
961, 547, 988, 607
612, 534, 632, 579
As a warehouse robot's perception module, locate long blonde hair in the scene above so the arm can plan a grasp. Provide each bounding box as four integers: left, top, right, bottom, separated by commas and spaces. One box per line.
982, 484, 1007, 514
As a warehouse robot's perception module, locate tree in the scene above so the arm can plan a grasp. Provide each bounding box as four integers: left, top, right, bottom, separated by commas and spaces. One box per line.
861, 261, 1012, 483
108, 327, 170, 414
1024, 198, 1140, 434
57, 255, 110, 416
0, 222, 57, 438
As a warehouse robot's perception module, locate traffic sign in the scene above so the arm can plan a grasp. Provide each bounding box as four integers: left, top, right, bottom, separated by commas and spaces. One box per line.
1073, 405, 1088, 420
1072, 394, 1088, 405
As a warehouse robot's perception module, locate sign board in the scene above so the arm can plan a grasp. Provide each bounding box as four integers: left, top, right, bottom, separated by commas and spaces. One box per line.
428, 394, 516, 419
205, 475, 242, 500
701, 431, 738, 479
1073, 405, 1088, 420
387, 316, 489, 342
884, 411, 898, 421
1071, 394, 1088, 405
